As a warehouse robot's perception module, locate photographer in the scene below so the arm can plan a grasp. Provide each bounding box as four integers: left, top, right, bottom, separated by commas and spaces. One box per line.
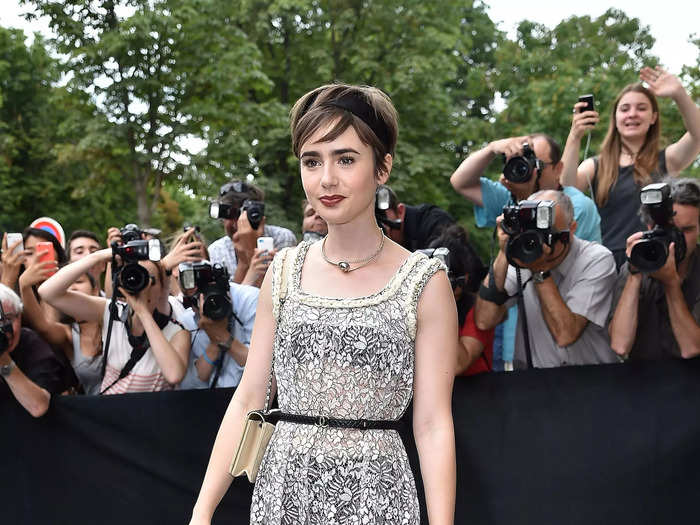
208, 180, 296, 287
1, 284, 78, 416
168, 236, 259, 388
450, 134, 601, 242
375, 184, 456, 251
451, 134, 601, 370
38, 246, 191, 394
474, 190, 618, 368
609, 178, 700, 359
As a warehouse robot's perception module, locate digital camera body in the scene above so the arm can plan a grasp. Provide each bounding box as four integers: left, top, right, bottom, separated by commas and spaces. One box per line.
629, 183, 686, 273
209, 199, 265, 230
112, 238, 162, 295
503, 143, 541, 184
120, 223, 144, 243
501, 200, 568, 266
179, 261, 232, 320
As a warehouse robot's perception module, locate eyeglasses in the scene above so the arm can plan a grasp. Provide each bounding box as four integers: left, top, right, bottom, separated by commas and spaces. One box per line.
219, 181, 249, 196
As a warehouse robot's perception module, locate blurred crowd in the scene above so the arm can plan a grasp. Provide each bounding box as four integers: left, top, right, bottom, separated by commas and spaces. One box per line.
1, 66, 699, 417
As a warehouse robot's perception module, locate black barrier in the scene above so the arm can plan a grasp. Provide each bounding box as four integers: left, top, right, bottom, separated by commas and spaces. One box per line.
3, 358, 700, 525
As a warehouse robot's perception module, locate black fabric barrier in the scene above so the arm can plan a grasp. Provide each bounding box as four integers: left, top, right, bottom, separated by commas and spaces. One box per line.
3, 358, 700, 525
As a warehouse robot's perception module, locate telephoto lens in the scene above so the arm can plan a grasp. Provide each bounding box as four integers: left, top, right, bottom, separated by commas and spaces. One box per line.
503, 143, 538, 183
117, 264, 151, 294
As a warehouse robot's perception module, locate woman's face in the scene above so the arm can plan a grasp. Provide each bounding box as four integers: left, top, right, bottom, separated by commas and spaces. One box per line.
615, 91, 657, 141
299, 123, 389, 227
23, 235, 46, 265
69, 274, 98, 296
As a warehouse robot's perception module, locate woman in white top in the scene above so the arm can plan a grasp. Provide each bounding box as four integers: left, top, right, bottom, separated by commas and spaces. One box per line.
39, 248, 190, 394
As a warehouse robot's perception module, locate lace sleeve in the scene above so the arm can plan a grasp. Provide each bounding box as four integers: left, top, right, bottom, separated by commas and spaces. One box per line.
405, 256, 447, 340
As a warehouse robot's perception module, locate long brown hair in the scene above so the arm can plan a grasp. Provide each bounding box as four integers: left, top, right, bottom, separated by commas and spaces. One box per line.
595, 83, 661, 207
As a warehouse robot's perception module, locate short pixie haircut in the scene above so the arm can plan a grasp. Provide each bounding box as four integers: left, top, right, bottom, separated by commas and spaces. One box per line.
289, 84, 399, 177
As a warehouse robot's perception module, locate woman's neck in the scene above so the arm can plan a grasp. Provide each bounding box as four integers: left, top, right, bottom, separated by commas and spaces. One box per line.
323, 215, 384, 261
620, 137, 645, 159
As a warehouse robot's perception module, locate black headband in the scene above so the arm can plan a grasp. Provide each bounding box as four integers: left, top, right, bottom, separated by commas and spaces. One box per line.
300, 91, 392, 152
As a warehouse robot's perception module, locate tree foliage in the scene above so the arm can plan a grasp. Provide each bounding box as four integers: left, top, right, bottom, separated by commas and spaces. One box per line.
1, 2, 698, 258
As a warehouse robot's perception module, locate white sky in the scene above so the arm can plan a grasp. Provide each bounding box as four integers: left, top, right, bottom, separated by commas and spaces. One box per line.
1, 1, 698, 75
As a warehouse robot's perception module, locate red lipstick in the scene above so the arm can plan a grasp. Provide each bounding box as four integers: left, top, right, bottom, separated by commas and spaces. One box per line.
319, 195, 345, 207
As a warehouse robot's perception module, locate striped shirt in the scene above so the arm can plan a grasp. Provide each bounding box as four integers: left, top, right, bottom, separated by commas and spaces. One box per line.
100, 303, 185, 395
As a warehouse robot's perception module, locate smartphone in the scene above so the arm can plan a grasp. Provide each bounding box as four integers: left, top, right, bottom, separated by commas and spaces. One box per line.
36, 241, 57, 277
7, 233, 23, 255
578, 94, 595, 113
257, 236, 274, 254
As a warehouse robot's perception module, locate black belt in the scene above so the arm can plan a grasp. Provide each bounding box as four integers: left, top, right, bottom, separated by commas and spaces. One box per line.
276, 412, 403, 431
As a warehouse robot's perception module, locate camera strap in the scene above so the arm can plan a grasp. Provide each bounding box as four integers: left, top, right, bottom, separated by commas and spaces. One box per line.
209, 310, 243, 389
100, 305, 173, 395
516, 267, 534, 369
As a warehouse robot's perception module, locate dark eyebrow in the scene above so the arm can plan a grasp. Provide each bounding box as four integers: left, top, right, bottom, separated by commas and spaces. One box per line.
300, 148, 360, 159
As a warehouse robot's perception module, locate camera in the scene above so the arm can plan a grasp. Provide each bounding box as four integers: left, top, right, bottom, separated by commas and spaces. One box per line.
112, 239, 162, 294
628, 183, 686, 273
178, 261, 232, 320
209, 199, 265, 230
0, 302, 13, 355
120, 223, 144, 243
503, 143, 542, 184
241, 200, 265, 230
501, 200, 569, 266
375, 186, 401, 230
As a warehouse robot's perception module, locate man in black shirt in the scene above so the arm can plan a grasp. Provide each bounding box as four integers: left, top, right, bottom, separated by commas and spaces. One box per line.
0, 284, 77, 416
609, 178, 700, 360
376, 185, 456, 251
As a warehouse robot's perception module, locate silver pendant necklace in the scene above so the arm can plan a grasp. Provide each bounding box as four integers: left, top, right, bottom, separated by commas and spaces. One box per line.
321, 230, 385, 273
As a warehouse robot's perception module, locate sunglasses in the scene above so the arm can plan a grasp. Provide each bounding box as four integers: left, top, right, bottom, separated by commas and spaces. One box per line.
219, 181, 249, 196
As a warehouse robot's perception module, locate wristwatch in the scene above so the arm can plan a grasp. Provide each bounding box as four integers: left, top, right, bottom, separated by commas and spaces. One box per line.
217, 334, 235, 352
0, 360, 16, 379
532, 270, 551, 284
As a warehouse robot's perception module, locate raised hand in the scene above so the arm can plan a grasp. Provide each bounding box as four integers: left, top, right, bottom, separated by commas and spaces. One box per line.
1, 233, 29, 288
640, 66, 684, 100
162, 228, 204, 272
569, 102, 599, 141
19, 260, 58, 289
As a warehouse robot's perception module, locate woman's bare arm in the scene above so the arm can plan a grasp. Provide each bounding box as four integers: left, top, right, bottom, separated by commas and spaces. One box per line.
413, 270, 457, 525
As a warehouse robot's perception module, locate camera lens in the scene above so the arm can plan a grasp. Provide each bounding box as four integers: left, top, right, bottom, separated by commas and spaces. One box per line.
629, 239, 668, 273
118, 263, 150, 294
202, 291, 232, 320
507, 231, 544, 265
504, 157, 533, 183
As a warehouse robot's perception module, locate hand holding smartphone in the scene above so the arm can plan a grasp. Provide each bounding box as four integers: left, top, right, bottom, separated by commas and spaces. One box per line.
257, 237, 274, 254
6, 233, 23, 255
578, 94, 595, 113
36, 241, 58, 277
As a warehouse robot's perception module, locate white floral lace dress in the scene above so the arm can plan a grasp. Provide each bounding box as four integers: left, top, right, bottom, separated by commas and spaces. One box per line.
249, 241, 444, 525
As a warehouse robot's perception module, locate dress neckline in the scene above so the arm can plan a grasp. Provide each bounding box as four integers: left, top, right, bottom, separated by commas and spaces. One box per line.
292, 240, 423, 304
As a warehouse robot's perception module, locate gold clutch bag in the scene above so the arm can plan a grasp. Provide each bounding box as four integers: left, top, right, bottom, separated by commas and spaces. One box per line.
229, 410, 278, 483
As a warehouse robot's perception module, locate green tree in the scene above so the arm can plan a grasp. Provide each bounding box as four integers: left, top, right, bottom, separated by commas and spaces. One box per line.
24, 0, 271, 227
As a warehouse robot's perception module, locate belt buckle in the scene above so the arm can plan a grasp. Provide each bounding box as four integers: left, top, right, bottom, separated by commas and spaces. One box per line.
316, 415, 328, 428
